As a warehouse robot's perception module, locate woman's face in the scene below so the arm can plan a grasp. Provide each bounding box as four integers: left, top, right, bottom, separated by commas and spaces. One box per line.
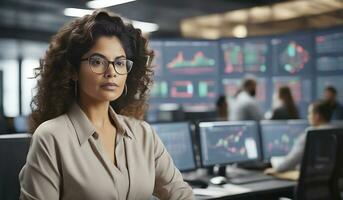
77, 36, 128, 104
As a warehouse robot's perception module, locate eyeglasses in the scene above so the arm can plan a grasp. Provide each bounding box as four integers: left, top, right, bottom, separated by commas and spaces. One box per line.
81, 53, 133, 75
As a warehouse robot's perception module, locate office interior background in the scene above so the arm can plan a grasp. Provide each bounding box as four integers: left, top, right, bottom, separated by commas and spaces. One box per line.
0, 0, 343, 126
1, 0, 343, 199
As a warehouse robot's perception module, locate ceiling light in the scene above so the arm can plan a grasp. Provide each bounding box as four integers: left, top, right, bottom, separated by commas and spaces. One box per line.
63, 8, 158, 33
64, 8, 94, 17
131, 20, 159, 33
232, 25, 248, 38
87, 0, 136, 9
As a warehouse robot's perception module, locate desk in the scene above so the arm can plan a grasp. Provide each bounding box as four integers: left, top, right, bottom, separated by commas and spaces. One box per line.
194, 179, 296, 200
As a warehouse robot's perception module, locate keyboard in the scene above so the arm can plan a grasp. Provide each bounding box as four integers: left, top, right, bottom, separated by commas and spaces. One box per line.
228, 172, 274, 184
225, 168, 274, 184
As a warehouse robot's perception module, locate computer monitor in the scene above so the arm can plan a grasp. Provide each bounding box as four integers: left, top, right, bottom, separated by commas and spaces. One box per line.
260, 120, 308, 162
13, 116, 28, 133
198, 121, 260, 167
151, 122, 196, 172
331, 120, 343, 128
0, 134, 31, 199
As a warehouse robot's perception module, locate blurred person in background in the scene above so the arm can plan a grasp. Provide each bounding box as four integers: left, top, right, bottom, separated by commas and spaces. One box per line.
323, 86, 343, 120
216, 95, 229, 121
231, 76, 263, 121
270, 86, 299, 120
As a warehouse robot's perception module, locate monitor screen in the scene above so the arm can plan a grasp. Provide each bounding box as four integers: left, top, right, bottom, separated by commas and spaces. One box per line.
14, 116, 28, 133
199, 121, 260, 167
316, 29, 343, 55
149, 41, 164, 76
315, 28, 343, 72
260, 120, 308, 161
163, 40, 220, 76
151, 122, 196, 171
271, 33, 313, 76
149, 78, 218, 106
220, 38, 270, 75
150, 80, 169, 100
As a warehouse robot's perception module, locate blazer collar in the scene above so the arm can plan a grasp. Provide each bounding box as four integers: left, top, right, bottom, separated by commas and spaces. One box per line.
67, 103, 133, 145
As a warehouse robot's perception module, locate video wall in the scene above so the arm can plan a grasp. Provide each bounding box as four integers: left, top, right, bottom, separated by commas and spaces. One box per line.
148, 26, 343, 118
150, 41, 220, 107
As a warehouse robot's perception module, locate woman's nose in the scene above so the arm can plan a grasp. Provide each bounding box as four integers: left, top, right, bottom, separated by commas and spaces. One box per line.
104, 63, 117, 78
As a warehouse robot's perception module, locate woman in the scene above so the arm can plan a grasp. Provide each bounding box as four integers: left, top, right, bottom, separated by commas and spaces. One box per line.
271, 86, 299, 120
215, 95, 228, 121
19, 10, 194, 199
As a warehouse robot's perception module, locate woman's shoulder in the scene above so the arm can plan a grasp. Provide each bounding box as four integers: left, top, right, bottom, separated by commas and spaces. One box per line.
273, 105, 287, 112
273, 106, 289, 115
33, 114, 70, 140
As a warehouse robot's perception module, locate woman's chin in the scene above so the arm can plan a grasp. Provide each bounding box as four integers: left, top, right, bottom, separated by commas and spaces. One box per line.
100, 94, 121, 102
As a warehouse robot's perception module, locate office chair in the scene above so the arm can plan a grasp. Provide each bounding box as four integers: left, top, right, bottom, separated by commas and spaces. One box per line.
333, 128, 343, 199
295, 128, 340, 200
0, 134, 31, 200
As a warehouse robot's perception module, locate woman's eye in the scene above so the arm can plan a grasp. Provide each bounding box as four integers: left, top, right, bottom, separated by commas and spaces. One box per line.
90, 57, 104, 66
115, 60, 125, 67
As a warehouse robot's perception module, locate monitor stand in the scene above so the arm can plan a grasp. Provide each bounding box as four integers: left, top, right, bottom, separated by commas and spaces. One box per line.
182, 169, 209, 188
207, 165, 229, 185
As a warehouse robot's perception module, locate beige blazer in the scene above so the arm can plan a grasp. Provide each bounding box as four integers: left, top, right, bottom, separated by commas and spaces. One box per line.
19, 104, 194, 200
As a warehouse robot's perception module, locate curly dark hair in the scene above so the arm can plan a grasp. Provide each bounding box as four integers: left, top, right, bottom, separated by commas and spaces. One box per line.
29, 10, 154, 133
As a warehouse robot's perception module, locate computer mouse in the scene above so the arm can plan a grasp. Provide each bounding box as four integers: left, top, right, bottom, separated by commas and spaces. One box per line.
210, 176, 227, 185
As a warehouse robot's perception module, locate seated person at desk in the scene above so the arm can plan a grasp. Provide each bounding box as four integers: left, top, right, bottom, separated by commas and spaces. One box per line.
270, 86, 299, 120
323, 86, 343, 120
267, 100, 333, 173
19, 10, 193, 199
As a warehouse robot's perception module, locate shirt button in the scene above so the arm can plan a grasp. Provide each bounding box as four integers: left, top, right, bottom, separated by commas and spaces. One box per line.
93, 132, 99, 139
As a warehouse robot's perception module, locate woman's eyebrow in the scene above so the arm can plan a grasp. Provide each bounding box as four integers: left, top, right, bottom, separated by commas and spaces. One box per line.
90, 53, 126, 61
115, 55, 126, 60
90, 53, 107, 59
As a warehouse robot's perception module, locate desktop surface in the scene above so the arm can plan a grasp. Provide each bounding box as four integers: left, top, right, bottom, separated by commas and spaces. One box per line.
199, 121, 260, 167
151, 122, 196, 172
194, 178, 296, 200
260, 120, 308, 161
187, 167, 296, 200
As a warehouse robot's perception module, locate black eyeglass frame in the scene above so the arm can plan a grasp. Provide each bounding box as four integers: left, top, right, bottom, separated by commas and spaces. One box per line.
80, 53, 133, 75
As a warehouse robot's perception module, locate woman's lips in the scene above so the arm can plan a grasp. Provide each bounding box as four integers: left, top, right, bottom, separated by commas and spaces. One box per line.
100, 82, 118, 90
